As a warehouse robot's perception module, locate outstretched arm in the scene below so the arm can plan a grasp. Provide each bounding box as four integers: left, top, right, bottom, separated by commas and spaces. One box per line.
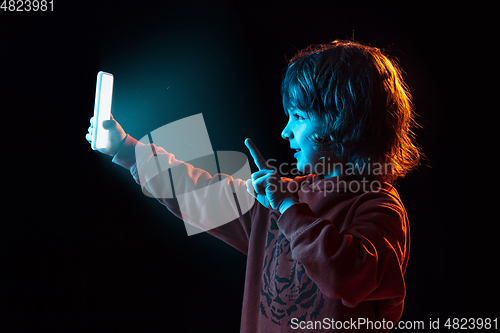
86, 115, 255, 252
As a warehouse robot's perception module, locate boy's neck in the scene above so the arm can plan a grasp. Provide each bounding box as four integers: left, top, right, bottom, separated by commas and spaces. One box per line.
321, 163, 343, 178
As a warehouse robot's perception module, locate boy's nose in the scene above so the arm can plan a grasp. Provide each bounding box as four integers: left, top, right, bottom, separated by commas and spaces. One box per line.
281, 125, 293, 140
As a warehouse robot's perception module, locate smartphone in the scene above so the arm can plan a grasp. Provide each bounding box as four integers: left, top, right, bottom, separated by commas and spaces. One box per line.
91, 71, 114, 150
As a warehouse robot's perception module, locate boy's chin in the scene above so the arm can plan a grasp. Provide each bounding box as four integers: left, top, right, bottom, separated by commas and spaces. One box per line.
297, 161, 315, 175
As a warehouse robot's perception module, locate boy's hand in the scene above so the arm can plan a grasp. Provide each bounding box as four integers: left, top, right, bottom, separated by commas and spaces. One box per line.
245, 138, 298, 214
85, 113, 127, 156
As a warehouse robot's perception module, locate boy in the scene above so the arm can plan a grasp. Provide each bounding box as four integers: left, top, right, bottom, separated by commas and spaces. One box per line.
86, 40, 421, 332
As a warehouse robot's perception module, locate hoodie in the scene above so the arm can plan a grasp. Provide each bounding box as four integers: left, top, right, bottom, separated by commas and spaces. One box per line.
112, 134, 410, 332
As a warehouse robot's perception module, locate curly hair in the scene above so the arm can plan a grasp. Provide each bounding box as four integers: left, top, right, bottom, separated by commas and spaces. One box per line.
281, 40, 422, 182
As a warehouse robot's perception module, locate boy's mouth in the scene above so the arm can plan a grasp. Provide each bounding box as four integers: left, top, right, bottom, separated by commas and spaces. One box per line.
293, 148, 301, 157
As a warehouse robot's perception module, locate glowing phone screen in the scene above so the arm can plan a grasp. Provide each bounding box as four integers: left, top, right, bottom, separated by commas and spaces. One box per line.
92, 71, 114, 150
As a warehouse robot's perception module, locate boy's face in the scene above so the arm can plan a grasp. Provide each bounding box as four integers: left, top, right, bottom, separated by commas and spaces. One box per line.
281, 109, 323, 174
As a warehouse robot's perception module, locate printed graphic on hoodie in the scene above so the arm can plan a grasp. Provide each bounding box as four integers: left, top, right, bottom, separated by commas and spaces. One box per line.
260, 211, 325, 327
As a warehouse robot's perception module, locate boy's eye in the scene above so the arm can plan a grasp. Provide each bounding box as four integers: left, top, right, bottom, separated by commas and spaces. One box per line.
292, 113, 305, 120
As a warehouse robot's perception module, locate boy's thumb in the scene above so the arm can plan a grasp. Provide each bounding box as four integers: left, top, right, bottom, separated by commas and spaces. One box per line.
102, 119, 116, 130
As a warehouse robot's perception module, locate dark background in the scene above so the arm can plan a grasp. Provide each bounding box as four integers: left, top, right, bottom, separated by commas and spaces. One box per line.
1, 1, 491, 332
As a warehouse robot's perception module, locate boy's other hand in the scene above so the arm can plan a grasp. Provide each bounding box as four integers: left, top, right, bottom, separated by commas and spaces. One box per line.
85, 113, 127, 156
245, 138, 272, 170
245, 138, 298, 214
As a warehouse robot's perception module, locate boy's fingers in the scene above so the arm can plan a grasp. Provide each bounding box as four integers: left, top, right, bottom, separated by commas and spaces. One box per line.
251, 169, 274, 182
246, 179, 257, 198
90, 114, 113, 128
245, 138, 270, 170
250, 171, 271, 195
102, 119, 116, 130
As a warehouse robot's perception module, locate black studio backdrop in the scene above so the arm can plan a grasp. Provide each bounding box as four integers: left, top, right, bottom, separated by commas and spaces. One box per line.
1, 1, 490, 332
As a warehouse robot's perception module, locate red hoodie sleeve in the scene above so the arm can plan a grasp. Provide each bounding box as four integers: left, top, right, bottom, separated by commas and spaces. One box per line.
111, 134, 255, 254
276, 192, 409, 309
